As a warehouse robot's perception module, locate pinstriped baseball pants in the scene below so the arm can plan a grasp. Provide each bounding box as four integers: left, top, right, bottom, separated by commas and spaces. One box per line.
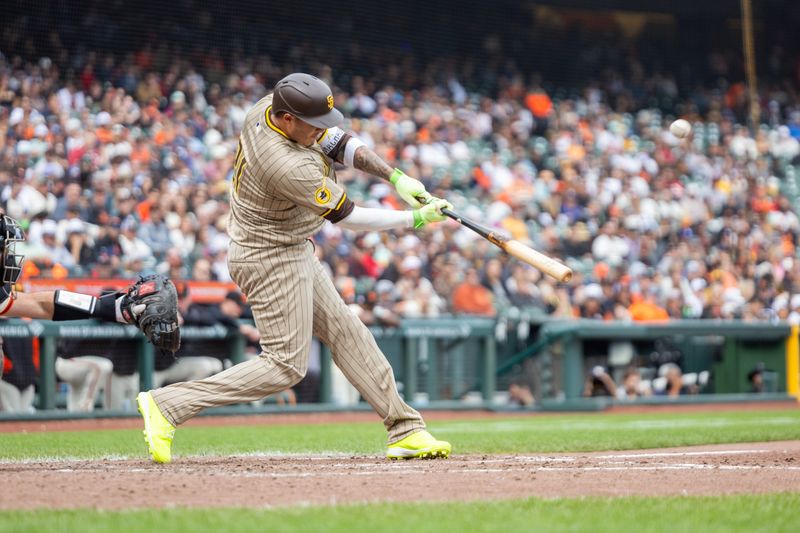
150, 241, 425, 443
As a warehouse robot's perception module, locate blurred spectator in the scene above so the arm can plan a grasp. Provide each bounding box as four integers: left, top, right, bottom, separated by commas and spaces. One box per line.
615, 367, 652, 400
508, 379, 535, 408
55, 355, 113, 412
36, 219, 76, 272
119, 216, 154, 271
64, 219, 96, 273
655, 363, 700, 397
747, 363, 768, 394
583, 365, 617, 398
482, 258, 511, 312
52, 183, 88, 221
192, 257, 214, 281
0, 338, 37, 413
92, 225, 124, 277
748, 367, 764, 394
505, 264, 545, 310
628, 292, 669, 322
137, 204, 172, 262
157, 248, 190, 279
394, 256, 446, 318
371, 280, 402, 327
577, 283, 607, 320
452, 268, 495, 316
661, 363, 684, 398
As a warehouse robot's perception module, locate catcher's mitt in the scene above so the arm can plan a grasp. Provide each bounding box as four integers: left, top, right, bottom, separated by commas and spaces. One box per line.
120, 274, 181, 354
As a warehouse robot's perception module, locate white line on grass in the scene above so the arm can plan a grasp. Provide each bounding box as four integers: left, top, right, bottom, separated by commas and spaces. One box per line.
595, 449, 770, 459
433, 417, 799, 433
0, 454, 135, 464
0, 452, 365, 465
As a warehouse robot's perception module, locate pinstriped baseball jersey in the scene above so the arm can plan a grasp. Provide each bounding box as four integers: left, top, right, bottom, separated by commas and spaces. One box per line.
150, 90, 426, 444
228, 94, 353, 248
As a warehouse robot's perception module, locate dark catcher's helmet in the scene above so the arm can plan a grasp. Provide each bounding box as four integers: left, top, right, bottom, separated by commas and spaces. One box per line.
0, 215, 25, 302
272, 73, 343, 129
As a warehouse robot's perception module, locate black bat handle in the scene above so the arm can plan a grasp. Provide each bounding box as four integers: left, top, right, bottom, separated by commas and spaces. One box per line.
441, 207, 460, 221
440, 207, 493, 240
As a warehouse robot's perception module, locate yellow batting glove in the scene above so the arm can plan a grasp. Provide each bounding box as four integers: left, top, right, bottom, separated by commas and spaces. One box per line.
389, 168, 433, 208
412, 198, 453, 229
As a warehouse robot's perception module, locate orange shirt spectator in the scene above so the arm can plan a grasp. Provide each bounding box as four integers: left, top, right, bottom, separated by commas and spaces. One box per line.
628, 294, 669, 322
96, 127, 113, 144
473, 166, 492, 190
452, 269, 496, 316
131, 142, 152, 164
524, 90, 553, 119
136, 201, 152, 222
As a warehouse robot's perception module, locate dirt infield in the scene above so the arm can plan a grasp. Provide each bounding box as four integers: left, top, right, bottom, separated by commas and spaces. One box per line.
1, 441, 798, 510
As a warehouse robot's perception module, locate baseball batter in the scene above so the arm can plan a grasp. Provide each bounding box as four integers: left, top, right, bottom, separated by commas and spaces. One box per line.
138, 73, 453, 462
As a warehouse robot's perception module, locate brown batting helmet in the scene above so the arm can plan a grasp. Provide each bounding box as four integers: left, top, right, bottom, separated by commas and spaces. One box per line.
272, 73, 343, 129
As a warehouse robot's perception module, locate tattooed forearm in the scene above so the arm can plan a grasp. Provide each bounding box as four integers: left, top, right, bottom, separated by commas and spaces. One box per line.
352, 145, 394, 181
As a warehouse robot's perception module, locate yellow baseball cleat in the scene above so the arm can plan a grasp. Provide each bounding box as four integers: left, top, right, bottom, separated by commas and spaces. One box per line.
136, 391, 175, 464
386, 430, 451, 460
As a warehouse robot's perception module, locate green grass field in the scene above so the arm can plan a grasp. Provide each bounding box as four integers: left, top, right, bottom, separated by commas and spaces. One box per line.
1, 409, 798, 460
1, 408, 799, 532
2, 494, 799, 533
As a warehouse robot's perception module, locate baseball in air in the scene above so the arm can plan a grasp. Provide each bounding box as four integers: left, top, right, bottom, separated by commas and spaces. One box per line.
670, 119, 692, 138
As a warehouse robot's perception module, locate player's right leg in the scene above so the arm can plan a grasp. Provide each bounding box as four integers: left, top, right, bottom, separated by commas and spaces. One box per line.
309, 259, 451, 459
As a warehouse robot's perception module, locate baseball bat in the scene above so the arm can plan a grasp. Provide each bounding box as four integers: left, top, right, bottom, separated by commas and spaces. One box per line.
441, 208, 573, 283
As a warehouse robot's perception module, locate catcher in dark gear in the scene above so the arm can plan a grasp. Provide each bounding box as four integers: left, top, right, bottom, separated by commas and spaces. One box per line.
0, 215, 181, 355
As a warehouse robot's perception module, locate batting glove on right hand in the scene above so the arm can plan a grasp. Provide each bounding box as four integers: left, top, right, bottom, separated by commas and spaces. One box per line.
412, 198, 453, 229
390, 168, 433, 208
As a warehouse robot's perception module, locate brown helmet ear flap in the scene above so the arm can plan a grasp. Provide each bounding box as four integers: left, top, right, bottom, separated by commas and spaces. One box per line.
270, 84, 292, 115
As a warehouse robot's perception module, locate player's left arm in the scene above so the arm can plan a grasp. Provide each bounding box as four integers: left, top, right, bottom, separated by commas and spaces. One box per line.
317, 128, 432, 208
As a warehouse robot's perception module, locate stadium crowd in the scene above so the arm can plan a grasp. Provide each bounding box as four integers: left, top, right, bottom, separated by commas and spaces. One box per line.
0, 0, 800, 410
2, 40, 800, 329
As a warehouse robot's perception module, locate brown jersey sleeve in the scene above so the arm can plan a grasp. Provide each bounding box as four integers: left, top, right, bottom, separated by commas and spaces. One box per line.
278, 160, 354, 223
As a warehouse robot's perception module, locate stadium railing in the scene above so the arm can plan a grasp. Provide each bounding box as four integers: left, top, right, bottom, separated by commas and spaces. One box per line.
497, 319, 798, 400
0, 317, 797, 417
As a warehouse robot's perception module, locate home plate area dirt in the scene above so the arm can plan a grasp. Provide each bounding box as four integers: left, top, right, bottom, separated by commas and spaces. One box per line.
1, 441, 798, 509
